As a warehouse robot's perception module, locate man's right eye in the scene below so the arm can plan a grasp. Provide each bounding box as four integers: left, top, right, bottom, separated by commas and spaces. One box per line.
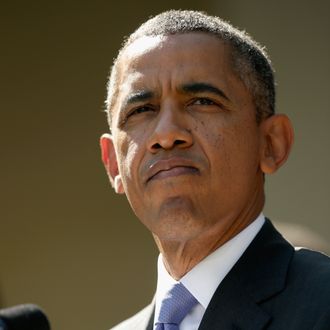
127, 105, 154, 118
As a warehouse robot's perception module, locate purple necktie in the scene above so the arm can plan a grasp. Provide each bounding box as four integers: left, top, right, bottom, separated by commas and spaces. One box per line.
155, 283, 198, 330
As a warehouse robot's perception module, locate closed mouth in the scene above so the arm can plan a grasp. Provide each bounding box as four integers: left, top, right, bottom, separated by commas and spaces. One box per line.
148, 165, 199, 182
146, 157, 199, 183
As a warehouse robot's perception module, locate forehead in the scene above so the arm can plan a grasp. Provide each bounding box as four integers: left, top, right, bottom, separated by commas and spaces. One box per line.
118, 32, 232, 79
111, 32, 249, 119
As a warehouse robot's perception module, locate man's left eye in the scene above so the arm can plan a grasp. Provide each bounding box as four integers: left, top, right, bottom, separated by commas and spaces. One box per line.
193, 98, 216, 106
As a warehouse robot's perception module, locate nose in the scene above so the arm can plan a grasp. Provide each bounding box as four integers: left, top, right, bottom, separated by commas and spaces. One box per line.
147, 105, 193, 153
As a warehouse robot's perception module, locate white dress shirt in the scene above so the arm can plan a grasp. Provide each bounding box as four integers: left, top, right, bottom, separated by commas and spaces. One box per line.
154, 213, 265, 330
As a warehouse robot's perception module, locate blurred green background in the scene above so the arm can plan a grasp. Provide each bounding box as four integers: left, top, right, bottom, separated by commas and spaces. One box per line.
1, 0, 329, 329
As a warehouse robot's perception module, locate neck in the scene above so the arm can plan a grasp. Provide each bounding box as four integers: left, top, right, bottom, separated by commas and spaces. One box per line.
153, 194, 264, 280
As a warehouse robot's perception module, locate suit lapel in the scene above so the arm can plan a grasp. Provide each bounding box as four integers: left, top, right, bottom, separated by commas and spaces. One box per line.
199, 219, 294, 330
198, 280, 270, 330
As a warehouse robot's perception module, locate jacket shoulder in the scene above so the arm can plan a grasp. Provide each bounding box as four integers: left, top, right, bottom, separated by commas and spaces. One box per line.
291, 248, 330, 280
289, 248, 330, 292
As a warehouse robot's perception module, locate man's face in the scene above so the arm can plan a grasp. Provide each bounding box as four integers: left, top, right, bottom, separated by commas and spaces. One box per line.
104, 33, 266, 243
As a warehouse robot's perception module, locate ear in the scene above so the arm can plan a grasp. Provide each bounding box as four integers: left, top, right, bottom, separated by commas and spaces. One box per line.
259, 114, 294, 174
100, 134, 125, 194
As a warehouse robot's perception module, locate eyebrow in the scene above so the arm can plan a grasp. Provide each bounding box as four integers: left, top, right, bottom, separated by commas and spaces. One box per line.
125, 90, 155, 105
122, 82, 229, 109
180, 82, 230, 101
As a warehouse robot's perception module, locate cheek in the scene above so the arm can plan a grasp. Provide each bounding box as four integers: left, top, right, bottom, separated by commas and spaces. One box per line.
202, 120, 259, 175
116, 131, 145, 188
120, 142, 138, 182
223, 124, 261, 176
192, 117, 225, 150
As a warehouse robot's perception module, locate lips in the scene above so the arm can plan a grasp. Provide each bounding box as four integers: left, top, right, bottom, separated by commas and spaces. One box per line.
145, 157, 199, 183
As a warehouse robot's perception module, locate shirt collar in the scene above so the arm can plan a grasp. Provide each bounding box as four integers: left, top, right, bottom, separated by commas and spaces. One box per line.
155, 213, 265, 312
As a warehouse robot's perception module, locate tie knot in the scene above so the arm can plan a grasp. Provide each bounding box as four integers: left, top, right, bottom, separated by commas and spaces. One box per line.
157, 283, 198, 326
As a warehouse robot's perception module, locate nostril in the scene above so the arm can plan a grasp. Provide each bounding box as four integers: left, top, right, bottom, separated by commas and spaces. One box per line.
152, 142, 162, 149
151, 140, 187, 150
174, 140, 186, 146
148, 127, 193, 152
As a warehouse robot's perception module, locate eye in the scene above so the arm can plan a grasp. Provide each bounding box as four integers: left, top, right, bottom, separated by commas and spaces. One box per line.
190, 97, 221, 107
192, 98, 216, 106
127, 105, 155, 118
188, 97, 228, 112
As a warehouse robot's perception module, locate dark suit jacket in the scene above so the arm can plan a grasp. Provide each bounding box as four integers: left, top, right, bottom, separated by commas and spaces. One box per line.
111, 220, 330, 329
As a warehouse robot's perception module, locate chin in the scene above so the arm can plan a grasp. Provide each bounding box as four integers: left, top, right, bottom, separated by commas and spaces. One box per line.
153, 227, 200, 243
150, 214, 203, 242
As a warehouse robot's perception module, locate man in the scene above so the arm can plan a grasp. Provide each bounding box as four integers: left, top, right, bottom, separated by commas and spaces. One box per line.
100, 10, 330, 330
